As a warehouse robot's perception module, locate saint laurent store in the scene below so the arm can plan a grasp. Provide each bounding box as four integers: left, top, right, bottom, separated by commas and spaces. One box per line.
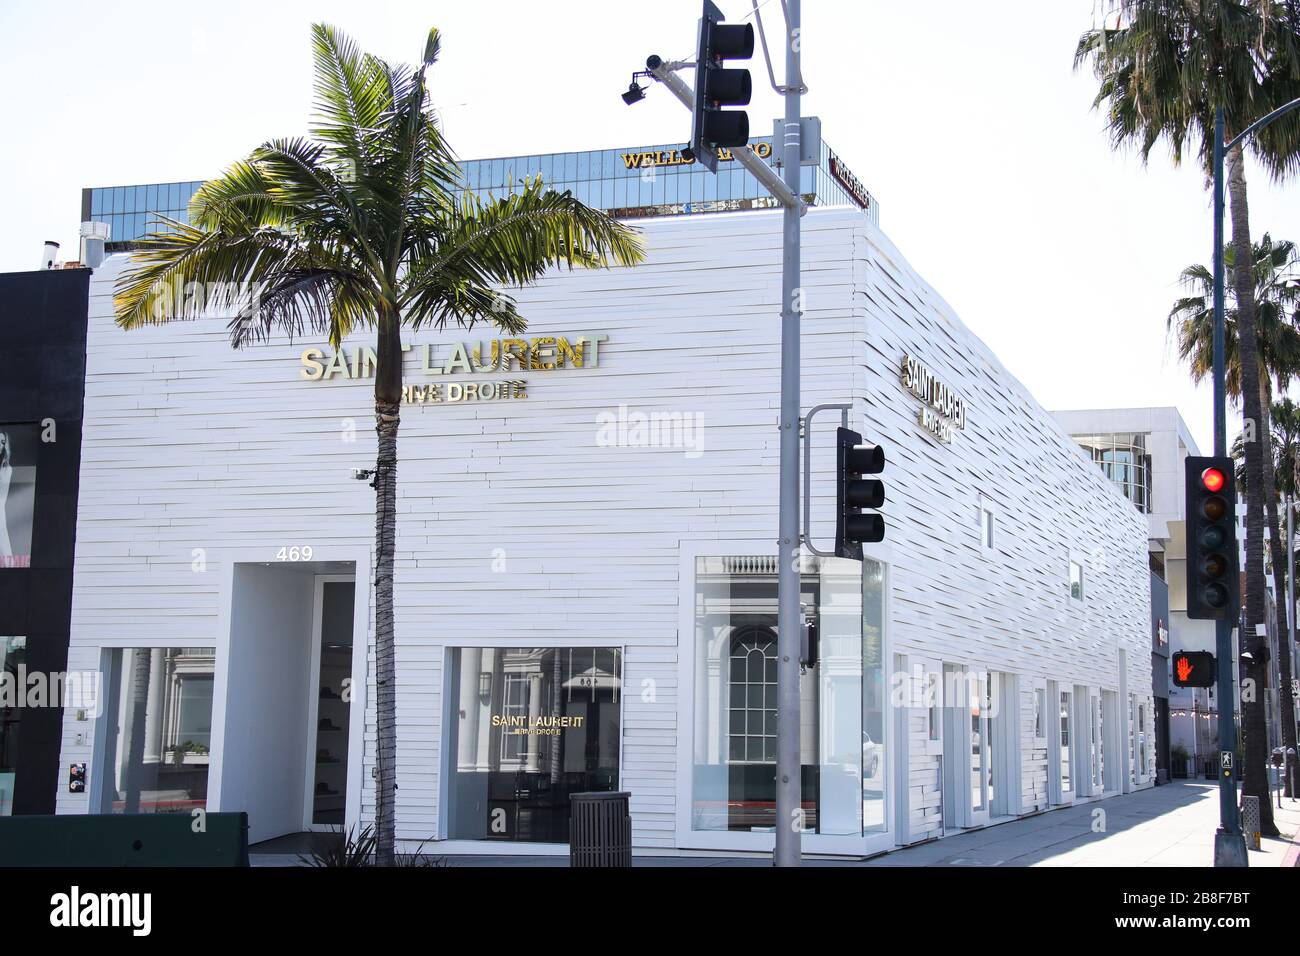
54, 205, 1156, 857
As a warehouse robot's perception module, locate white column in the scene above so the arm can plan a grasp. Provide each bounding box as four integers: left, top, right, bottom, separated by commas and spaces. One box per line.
456, 648, 483, 771
524, 673, 543, 773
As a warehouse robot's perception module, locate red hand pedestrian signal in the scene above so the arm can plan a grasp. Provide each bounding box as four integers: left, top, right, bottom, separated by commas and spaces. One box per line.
1172, 650, 1216, 688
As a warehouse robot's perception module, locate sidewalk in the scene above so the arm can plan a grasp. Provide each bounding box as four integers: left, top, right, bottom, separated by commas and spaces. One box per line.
863, 780, 1300, 867
250, 780, 1300, 867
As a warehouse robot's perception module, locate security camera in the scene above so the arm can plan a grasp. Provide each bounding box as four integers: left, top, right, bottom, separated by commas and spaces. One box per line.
622, 69, 654, 105
352, 468, 376, 481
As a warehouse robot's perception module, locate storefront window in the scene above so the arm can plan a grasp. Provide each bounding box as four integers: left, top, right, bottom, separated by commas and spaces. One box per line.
0, 636, 25, 815
862, 558, 887, 833
445, 647, 622, 843
691, 554, 886, 838
100, 647, 215, 814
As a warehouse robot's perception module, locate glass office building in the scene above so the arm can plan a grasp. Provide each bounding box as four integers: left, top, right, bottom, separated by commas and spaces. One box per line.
81, 136, 878, 251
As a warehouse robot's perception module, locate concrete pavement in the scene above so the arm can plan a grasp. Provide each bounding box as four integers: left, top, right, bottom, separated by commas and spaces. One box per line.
863, 780, 1299, 867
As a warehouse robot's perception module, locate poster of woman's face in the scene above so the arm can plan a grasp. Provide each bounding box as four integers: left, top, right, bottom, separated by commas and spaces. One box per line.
0, 424, 38, 569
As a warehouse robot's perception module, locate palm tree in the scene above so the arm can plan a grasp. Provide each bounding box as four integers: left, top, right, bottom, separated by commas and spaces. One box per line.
1270, 395, 1300, 500
1079, 0, 1300, 837
1264, 396, 1300, 795
112, 24, 644, 862
1169, 236, 1300, 398
1172, 235, 1300, 798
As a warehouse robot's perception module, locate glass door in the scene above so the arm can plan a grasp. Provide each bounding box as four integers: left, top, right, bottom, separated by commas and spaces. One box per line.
1089, 692, 1104, 795
968, 671, 991, 827
1057, 689, 1074, 803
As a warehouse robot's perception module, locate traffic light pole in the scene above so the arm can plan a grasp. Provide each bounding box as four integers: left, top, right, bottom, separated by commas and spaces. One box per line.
773, 0, 803, 869
1210, 107, 1247, 868
645, 0, 806, 867
1209, 96, 1300, 865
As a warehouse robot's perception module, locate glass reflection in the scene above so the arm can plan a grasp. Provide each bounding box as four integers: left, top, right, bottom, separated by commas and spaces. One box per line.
446, 647, 621, 843
0, 636, 25, 815
102, 647, 215, 814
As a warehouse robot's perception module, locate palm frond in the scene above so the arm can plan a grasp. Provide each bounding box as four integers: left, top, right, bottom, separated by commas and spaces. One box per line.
310, 22, 392, 165
405, 176, 643, 294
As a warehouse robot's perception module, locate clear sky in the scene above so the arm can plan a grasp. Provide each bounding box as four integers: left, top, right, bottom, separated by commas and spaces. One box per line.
3, 0, 1298, 454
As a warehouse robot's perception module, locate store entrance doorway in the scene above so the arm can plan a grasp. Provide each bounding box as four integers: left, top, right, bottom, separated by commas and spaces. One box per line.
941, 663, 991, 830
212, 561, 363, 844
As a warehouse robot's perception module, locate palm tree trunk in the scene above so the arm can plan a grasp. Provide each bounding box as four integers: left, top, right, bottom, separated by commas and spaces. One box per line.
1259, 385, 1298, 797
372, 307, 402, 865
1226, 140, 1279, 836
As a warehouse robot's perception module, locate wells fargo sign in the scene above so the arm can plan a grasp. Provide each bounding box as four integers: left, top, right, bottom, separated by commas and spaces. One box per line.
828, 149, 871, 211
620, 141, 773, 169
299, 334, 608, 405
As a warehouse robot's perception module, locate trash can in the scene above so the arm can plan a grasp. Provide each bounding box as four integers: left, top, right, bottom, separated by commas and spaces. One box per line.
1240, 795, 1261, 851
569, 791, 632, 868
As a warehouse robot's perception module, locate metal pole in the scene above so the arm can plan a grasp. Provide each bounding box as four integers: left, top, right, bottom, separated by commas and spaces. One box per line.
1290, 496, 1297, 800
1212, 106, 1249, 867
774, 0, 803, 868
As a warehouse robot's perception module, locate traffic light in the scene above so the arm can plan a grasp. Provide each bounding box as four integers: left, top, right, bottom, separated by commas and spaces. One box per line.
836, 427, 885, 560
1184, 456, 1238, 620
1171, 650, 1216, 688
688, 0, 754, 172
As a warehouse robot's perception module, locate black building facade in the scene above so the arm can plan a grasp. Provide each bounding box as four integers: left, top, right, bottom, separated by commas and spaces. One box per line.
0, 266, 89, 814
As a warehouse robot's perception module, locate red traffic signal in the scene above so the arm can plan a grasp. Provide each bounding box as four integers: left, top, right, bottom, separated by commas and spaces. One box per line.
1171, 650, 1216, 688
1184, 456, 1237, 620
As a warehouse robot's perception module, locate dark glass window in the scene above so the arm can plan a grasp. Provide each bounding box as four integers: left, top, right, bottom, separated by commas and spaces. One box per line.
446, 647, 621, 843
1, 636, 24, 815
